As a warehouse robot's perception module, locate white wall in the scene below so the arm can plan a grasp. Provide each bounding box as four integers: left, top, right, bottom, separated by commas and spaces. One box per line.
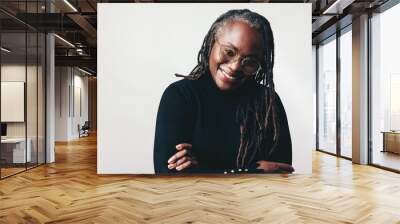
55, 67, 89, 141
55, 67, 69, 141
98, 3, 313, 174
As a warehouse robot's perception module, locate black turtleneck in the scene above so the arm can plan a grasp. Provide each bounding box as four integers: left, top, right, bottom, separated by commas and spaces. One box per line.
153, 73, 291, 173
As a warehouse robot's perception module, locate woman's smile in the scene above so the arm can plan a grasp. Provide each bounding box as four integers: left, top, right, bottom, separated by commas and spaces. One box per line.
218, 66, 244, 83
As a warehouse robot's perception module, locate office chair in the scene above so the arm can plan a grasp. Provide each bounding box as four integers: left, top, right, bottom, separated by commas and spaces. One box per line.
79, 121, 90, 138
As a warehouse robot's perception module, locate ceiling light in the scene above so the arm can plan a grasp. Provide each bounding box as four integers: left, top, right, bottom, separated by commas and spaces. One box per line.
1, 47, 11, 53
63, 0, 78, 12
54, 34, 75, 48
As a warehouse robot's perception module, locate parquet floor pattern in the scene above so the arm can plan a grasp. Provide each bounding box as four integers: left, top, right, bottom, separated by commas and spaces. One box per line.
1, 134, 400, 223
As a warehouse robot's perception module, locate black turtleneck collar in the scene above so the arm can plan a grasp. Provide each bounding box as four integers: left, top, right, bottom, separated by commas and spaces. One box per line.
197, 72, 257, 100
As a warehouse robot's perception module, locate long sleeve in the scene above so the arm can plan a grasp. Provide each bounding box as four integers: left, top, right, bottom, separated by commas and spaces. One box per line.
153, 83, 194, 173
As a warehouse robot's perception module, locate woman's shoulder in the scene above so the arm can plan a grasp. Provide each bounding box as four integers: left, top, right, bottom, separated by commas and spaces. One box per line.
167, 78, 195, 89
164, 78, 197, 95
161, 78, 199, 105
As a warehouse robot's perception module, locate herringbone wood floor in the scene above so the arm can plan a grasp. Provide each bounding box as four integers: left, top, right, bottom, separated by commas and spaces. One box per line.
1, 134, 400, 224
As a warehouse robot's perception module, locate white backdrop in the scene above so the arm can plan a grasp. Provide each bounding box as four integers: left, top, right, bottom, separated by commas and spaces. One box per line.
98, 3, 313, 174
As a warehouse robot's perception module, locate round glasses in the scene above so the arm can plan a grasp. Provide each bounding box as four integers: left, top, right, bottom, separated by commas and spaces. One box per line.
216, 41, 261, 76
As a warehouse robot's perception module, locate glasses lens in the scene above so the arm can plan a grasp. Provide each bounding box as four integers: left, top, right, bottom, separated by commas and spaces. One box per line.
221, 46, 236, 61
241, 57, 260, 75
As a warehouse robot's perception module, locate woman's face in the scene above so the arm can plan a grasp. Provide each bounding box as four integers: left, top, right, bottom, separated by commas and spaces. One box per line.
209, 20, 263, 91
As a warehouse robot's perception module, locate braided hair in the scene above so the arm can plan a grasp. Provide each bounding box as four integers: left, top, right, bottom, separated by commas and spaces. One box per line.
179, 9, 280, 169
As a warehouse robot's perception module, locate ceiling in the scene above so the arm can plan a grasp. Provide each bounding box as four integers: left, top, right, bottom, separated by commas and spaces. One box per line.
0, 0, 392, 75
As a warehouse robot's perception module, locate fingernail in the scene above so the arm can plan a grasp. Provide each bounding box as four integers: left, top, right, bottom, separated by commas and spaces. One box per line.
176, 166, 181, 171
176, 145, 181, 149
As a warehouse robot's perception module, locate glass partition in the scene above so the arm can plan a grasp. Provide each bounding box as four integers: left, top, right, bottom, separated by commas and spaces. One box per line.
26, 0, 44, 169
27, 31, 38, 169
1, 31, 28, 178
0, 1, 46, 179
38, 32, 45, 165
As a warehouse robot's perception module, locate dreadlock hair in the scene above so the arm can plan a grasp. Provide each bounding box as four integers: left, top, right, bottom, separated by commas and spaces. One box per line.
178, 9, 280, 169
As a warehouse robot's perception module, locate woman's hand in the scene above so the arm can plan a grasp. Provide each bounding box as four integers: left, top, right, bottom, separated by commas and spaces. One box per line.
256, 160, 294, 173
167, 143, 198, 171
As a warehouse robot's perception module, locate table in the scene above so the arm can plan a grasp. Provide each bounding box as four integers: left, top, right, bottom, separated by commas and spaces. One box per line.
381, 131, 400, 154
1, 138, 32, 163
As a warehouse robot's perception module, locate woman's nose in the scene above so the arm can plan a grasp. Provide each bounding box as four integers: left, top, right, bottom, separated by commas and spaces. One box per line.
227, 58, 241, 72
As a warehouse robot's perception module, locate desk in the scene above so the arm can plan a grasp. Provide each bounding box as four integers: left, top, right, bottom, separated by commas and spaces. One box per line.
382, 131, 400, 154
1, 138, 31, 163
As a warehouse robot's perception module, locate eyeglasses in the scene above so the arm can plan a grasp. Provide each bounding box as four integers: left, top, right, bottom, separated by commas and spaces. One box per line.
216, 41, 261, 76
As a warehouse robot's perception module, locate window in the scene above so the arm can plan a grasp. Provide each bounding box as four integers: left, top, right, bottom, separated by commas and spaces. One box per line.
318, 36, 337, 154
370, 3, 400, 171
339, 28, 352, 158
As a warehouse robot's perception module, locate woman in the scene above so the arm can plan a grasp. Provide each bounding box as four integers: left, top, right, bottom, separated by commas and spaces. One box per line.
153, 9, 293, 174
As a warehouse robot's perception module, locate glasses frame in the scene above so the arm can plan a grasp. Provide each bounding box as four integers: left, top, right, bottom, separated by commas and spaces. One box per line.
215, 40, 262, 76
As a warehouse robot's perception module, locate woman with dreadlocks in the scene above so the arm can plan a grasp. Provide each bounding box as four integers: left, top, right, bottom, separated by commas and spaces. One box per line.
153, 9, 293, 174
